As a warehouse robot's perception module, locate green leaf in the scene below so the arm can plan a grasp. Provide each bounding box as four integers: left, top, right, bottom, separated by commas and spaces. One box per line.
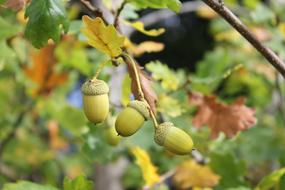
3, 181, 59, 190
63, 174, 94, 190
24, 0, 69, 48
128, 0, 181, 12
255, 168, 285, 190
146, 61, 179, 91
81, 123, 116, 164
209, 151, 247, 188
0, 16, 20, 41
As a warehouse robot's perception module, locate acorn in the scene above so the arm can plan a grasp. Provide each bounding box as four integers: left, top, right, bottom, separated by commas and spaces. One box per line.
104, 116, 121, 146
115, 100, 149, 137
154, 122, 193, 155
81, 79, 109, 124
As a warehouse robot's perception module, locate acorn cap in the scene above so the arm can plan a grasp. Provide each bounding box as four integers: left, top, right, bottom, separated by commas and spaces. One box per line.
154, 122, 173, 146
128, 100, 150, 120
81, 79, 109, 95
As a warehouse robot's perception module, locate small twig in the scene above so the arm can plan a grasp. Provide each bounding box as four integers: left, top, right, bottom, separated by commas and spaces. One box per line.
92, 60, 110, 80
80, 0, 108, 24
201, 0, 285, 79
114, 0, 127, 29
143, 169, 176, 190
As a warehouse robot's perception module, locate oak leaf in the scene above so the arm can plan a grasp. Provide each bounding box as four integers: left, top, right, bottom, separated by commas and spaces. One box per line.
125, 39, 164, 57
127, 62, 157, 113
124, 20, 165, 37
189, 92, 257, 139
81, 16, 125, 57
173, 160, 220, 189
4, 0, 25, 11
24, 44, 68, 95
131, 147, 160, 187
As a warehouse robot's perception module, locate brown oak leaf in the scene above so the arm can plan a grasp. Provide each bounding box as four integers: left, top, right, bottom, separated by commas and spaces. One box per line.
125, 57, 157, 113
189, 92, 257, 139
4, 0, 25, 11
25, 44, 68, 96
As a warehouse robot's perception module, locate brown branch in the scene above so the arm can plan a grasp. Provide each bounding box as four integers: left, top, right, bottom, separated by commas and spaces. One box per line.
201, 0, 285, 79
114, 0, 127, 29
80, 0, 108, 24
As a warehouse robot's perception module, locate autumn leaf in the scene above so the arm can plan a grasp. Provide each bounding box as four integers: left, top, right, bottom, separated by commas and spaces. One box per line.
189, 92, 257, 139
125, 39, 164, 57
4, 0, 25, 11
173, 160, 220, 189
81, 16, 125, 57
131, 147, 160, 187
126, 61, 157, 113
124, 20, 165, 37
24, 44, 68, 95
47, 120, 68, 151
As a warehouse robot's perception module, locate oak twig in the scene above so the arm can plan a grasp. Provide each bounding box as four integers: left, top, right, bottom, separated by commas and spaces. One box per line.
114, 0, 127, 28
81, 0, 108, 24
201, 0, 285, 79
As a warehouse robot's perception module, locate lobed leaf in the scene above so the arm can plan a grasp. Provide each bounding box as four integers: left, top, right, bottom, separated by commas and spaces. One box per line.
81, 16, 125, 57
24, 0, 69, 48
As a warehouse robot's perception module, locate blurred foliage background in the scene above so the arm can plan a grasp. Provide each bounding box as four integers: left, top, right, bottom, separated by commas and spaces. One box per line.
0, 0, 285, 190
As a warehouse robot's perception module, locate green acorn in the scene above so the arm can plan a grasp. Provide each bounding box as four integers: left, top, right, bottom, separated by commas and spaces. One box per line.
154, 122, 193, 155
115, 100, 149, 137
81, 79, 109, 124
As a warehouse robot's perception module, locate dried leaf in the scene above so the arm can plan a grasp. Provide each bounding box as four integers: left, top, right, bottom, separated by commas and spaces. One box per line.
126, 61, 157, 113
131, 147, 160, 187
125, 39, 164, 57
4, 0, 25, 11
24, 44, 68, 95
124, 20, 165, 36
81, 16, 125, 57
190, 93, 257, 139
173, 160, 220, 189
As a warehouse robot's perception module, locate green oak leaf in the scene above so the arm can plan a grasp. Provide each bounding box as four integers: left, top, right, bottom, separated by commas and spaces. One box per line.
255, 168, 285, 190
63, 174, 94, 190
24, 0, 69, 48
3, 181, 59, 190
128, 0, 181, 12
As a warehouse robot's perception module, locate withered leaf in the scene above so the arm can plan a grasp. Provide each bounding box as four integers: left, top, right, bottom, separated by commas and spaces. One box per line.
25, 44, 68, 95
189, 92, 257, 139
4, 0, 25, 11
125, 57, 157, 113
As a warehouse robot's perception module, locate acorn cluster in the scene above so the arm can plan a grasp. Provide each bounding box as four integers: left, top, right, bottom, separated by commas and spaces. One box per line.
81, 79, 194, 155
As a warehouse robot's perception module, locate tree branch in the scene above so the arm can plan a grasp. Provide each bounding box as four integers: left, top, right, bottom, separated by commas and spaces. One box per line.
80, 0, 108, 24
201, 0, 285, 79
114, 0, 127, 29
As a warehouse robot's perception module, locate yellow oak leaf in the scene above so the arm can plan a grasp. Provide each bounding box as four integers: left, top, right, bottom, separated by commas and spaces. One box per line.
125, 39, 164, 56
124, 20, 165, 36
173, 160, 220, 189
196, 5, 218, 19
278, 22, 285, 38
81, 15, 125, 57
131, 147, 160, 187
